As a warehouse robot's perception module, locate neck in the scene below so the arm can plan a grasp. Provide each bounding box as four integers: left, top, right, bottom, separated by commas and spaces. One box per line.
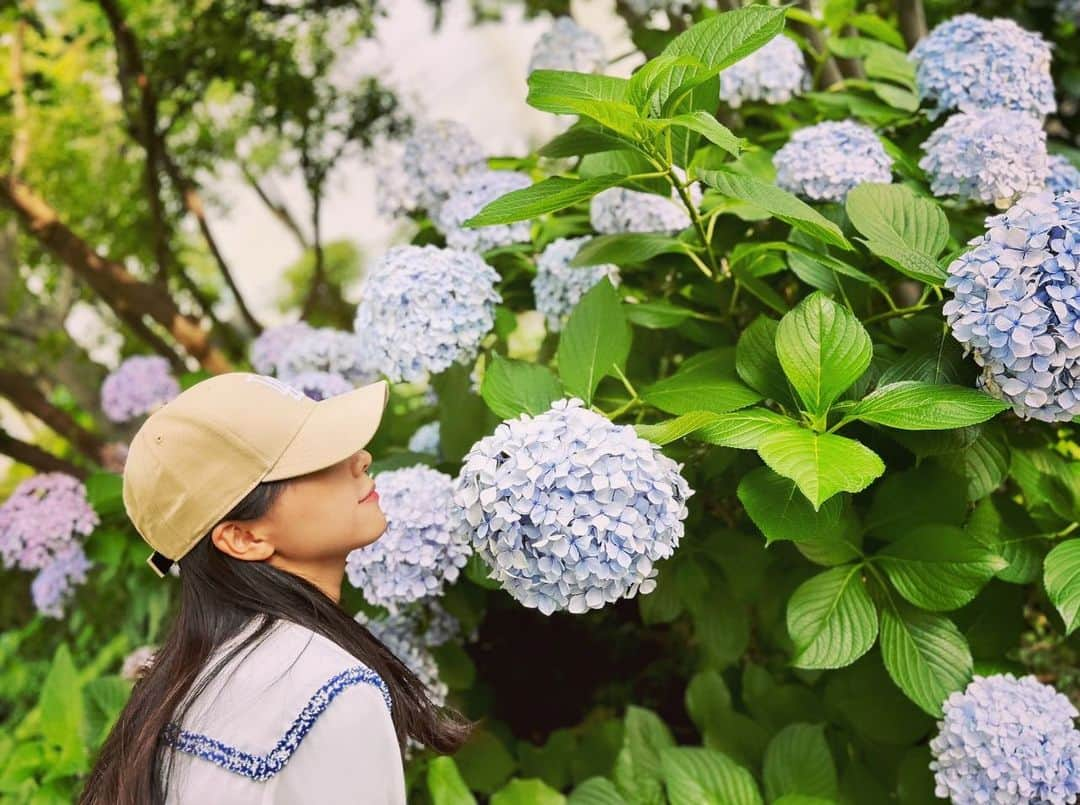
266, 554, 346, 604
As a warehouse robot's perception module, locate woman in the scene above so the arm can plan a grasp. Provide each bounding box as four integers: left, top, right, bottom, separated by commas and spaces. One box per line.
79, 372, 475, 804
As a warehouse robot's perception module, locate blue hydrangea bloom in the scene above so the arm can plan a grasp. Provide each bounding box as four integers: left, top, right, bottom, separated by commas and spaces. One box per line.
451, 398, 694, 616
100, 355, 180, 423
434, 170, 533, 253
590, 186, 695, 235
31, 542, 92, 619
910, 14, 1056, 120
249, 321, 315, 375
773, 120, 893, 202
942, 191, 1080, 422
919, 110, 1048, 209
285, 370, 353, 401
0, 473, 99, 571
528, 17, 606, 74
719, 35, 809, 108
929, 673, 1080, 805
407, 421, 442, 458
353, 245, 502, 383
354, 608, 448, 709
532, 237, 620, 332
1048, 155, 1080, 195
277, 327, 377, 385
345, 464, 472, 609
1058, 0, 1080, 25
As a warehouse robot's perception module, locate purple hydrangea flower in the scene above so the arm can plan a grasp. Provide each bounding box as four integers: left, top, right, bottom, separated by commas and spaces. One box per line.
1048, 155, 1080, 196
0, 473, 99, 571
285, 370, 354, 401
528, 17, 606, 74
345, 464, 472, 609
353, 245, 502, 383
31, 542, 92, 619
451, 398, 694, 616
773, 120, 893, 202
919, 110, 1048, 209
929, 673, 1080, 805
407, 421, 441, 458
719, 35, 809, 108
100, 355, 180, 423
249, 321, 315, 375
532, 237, 620, 332
121, 644, 159, 681
434, 170, 533, 253
910, 14, 1056, 120
942, 191, 1080, 423
277, 328, 377, 385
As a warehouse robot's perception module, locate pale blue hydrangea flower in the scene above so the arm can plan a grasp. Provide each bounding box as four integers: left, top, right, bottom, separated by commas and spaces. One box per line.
929, 673, 1080, 805
0, 473, 99, 571
407, 421, 442, 458
100, 355, 180, 423
1048, 155, 1080, 195
528, 17, 606, 74
532, 237, 620, 332
120, 644, 159, 681
590, 186, 696, 234
719, 35, 809, 108
909, 14, 1056, 120
284, 370, 353, 401
249, 321, 314, 375
773, 120, 893, 202
354, 608, 448, 709
277, 328, 377, 385
345, 464, 472, 609
1058, 0, 1080, 25
451, 398, 694, 616
942, 191, 1080, 422
371, 140, 418, 219
919, 110, 1048, 209
353, 245, 502, 383
31, 542, 92, 619
434, 170, 533, 253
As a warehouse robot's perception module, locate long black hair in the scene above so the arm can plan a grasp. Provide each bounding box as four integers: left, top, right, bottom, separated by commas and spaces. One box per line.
79, 477, 477, 804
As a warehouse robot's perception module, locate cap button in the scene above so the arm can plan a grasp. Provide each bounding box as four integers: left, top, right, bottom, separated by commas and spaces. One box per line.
155, 434, 163, 443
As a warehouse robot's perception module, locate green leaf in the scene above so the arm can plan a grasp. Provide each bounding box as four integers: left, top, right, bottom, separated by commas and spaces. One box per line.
787, 565, 878, 669
696, 169, 852, 250
735, 315, 797, 408
538, 124, 634, 159
848, 381, 1009, 430
571, 233, 690, 266
737, 466, 846, 546
628, 54, 709, 113
83, 471, 124, 518
428, 756, 479, 805
879, 605, 973, 716
465, 175, 625, 227
556, 278, 631, 405
775, 291, 872, 418
616, 707, 676, 805
660, 747, 762, 805
696, 408, 799, 449
527, 70, 646, 138
757, 428, 885, 511
624, 301, 696, 329
481, 354, 563, 420
844, 184, 949, 285
641, 348, 761, 415
38, 643, 87, 772
1044, 539, 1080, 635
569, 778, 626, 805
762, 723, 838, 802
490, 779, 567, 805
666, 111, 741, 156
877, 526, 1008, 611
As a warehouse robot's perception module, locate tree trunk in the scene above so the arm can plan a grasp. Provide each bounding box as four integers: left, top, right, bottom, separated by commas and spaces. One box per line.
898, 0, 928, 50
0, 428, 87, 479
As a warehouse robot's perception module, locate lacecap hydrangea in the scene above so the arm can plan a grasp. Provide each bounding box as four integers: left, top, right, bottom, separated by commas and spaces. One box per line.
532, 237, 620, 333
249, 321, 314, 375
909, 13, 1056, 119
31, 542, 92, 619
718, 35, 809, 108
1048, 155, 1080, 196
433, 170, 532, 253
528, 16, 606, 75
919, 110, 1048, 209
276, 327, 377, 386
284, 370, 353, 401
353, 245, 502, 383
0, 472, 99, 571
773, 120, 893, 203
407, 421, 441, 458
345, 464, 472, 610
451, 398, 694, 616
942, 190, 1080, 423
929, 673, 1080, 805
100, 355, 180, 423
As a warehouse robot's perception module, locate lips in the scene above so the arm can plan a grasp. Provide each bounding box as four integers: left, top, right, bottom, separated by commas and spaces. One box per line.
359, 488, 379, 504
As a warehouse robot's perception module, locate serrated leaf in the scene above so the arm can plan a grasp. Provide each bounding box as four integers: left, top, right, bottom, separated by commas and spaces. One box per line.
737, 466, 846, 546
490, 779, 566, 805
641, 348, 760, 415
849, 381, 1009, 429
787, 565, 878, 669
762, 723, 838, 802
624, 301, 696, 329
757, 428, 885, 511
568, 778, 625, 805
1044, 539, 1080, 634
879, 605, 973, 716
556, 278, 631, 405
845, 184, 949, 285
666, 111, 742, 156
539, 124, 634, 159
571, 233, 690, 266
481, 354, 563, 420
735, 315, 798, 408
429, 756, 479, 805
660, 747, 762, 805
465, 175, 625, 227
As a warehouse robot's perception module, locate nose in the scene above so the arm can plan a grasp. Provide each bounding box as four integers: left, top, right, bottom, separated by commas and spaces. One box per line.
350, 450, 372, 477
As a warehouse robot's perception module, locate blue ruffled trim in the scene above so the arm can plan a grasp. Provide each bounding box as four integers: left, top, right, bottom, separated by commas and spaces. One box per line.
162, 665, 393, 782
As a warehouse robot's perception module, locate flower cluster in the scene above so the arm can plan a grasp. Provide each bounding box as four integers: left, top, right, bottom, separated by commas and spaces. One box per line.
345, 464, 472, 609
929, 674, 1080, 805
353, 245, 502, 383
31, 542, 92, 619
919, 110, 1048, 208
434, 170, 532, 253
590, 187, 693, 235
718, 35, 809, 108
532, 237, 620, 332
1058, 0, 1080, 25
0, 473, 99, 571
942, 191, 1080, 423
121, 644, 160, 681
528, 17, 606, 75
451, 398, 694, 615
909, 14, 1056, 119
354, 608, 448, 709
277, 327, 376, 386
249, 321, 314, 375
773, 121, 893, 202
407, 421, 442, 458
1048, 155, 1080, 196
100, 355, 180, 423
284, 370, 354, 401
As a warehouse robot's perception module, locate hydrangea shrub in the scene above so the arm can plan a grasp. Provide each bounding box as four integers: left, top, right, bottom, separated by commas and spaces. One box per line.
773, 120, 893, 202
100, 355, 180, 423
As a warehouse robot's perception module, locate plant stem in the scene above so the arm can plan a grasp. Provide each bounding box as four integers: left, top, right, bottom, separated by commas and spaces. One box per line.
611, 364, 639, 400
863, 303, 935, 324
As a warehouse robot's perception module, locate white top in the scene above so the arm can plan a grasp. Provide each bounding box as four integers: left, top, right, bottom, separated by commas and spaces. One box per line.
161, 616, 407, 804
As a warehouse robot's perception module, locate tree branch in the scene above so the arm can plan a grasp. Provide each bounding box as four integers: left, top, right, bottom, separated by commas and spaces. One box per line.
898, 0, 928, 49
791, 0, 843, 89
0, 369, 106, 462
0, 428, 87, 479
240, 162, 311, 250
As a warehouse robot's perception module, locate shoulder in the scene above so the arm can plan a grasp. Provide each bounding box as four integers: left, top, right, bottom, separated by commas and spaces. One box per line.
164, 618, 393, 782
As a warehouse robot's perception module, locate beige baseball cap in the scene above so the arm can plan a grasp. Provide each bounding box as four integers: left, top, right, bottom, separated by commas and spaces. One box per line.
122, 372, 390, 578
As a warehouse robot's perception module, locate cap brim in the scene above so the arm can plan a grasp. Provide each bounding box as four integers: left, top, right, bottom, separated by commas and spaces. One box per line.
262, 379, 389, 481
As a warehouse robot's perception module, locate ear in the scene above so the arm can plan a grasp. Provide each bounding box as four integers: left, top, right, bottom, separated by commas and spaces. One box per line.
211, 520, 275, 563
